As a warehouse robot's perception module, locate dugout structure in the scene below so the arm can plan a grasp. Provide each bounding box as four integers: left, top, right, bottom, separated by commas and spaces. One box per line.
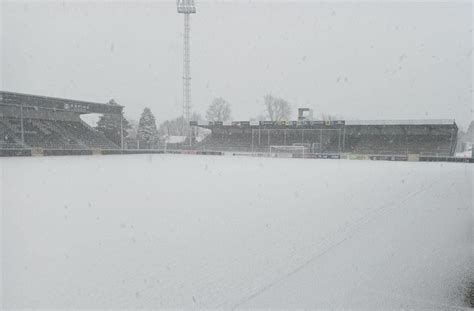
0, 91, 123, 150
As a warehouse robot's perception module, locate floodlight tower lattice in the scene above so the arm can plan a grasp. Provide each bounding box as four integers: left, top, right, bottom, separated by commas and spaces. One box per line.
177, 0, 196, 126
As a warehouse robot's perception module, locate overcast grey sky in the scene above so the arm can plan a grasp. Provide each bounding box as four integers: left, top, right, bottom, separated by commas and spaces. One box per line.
1, 0, 473, 128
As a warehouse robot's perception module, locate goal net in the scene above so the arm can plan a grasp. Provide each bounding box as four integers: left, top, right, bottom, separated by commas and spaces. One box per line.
312, 142, 322, 153
251, 128, 342, 155
269, 145, 308, 158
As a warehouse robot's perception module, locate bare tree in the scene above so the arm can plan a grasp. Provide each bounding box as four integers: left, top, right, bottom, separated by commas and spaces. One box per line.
206, 98, 232, 122
319, 113, 340, 121
263, 95, 292, 121
250, 115, 266, 122
158, 112, 203, 137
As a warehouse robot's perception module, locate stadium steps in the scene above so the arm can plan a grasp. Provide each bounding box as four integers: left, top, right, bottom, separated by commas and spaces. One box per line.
0, 118, 30, 148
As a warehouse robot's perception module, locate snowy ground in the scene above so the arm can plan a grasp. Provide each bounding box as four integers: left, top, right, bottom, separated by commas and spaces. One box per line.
1, 154, 472, 309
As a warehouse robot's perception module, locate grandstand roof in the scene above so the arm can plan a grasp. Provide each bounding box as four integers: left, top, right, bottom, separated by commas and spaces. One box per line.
345, 119, 456, 126
0, 91, 123, 115
192, 120, 346, 129
192, 119, 457, 130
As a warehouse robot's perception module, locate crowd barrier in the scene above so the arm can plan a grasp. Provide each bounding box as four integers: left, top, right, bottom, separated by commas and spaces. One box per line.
293, 153, 341, 159
43, 149, 94, 156
419, 155, 474, 163
0, 148, 224, 157
0, 149, 32, 157
0, 148, 472, 163
368, 155, 408, 161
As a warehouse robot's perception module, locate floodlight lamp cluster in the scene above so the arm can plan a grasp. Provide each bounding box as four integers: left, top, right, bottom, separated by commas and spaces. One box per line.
177, 0, 196, 14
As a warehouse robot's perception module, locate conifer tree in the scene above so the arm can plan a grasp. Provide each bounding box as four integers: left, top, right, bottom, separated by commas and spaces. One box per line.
137, 107, 158, 149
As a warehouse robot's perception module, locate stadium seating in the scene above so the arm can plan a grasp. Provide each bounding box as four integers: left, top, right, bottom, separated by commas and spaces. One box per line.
345, 134, 453, 156
0, 91, 124, 151
0, 117, 118, 150
195, 129, 344, 154
194, 123, 457, 156
0, 118, 24, 148
195, 132, 253, 152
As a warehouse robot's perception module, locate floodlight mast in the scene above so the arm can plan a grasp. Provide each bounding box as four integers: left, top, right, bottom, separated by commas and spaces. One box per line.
177, 0, 196, 135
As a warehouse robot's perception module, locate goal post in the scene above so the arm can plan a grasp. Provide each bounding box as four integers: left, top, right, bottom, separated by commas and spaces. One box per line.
251, 128, 342, 155
269, 145, 308, 158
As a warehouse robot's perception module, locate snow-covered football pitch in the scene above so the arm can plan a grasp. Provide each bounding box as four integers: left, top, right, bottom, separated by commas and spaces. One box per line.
1, 154, 472, 309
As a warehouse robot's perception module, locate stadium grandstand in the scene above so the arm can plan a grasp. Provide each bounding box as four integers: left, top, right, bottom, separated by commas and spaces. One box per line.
0, 91, 121, 150
0, 91, 461, 161
191, 118, 458, 157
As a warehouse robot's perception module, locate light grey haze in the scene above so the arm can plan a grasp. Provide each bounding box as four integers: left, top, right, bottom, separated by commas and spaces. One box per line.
1, 0, 472, 128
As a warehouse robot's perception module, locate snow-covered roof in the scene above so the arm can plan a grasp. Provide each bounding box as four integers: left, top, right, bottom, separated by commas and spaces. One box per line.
345, 119, 456, 126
